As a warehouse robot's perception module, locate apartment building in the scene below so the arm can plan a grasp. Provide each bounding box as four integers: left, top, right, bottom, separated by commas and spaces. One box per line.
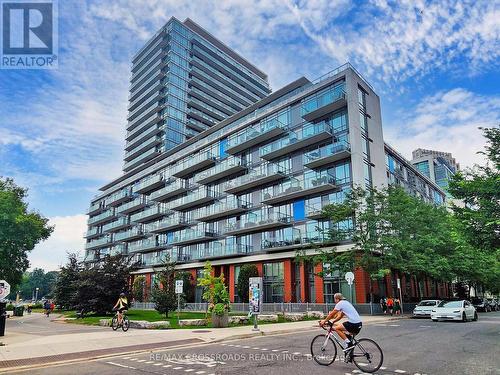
84, 20, 449, 305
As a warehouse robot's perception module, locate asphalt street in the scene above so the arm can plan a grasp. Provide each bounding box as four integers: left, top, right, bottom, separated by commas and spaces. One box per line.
13, 312, 500, 375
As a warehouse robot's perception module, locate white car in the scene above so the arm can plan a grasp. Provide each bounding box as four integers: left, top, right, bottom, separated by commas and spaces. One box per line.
413, 300, 440, 318
431, 300, 478, 322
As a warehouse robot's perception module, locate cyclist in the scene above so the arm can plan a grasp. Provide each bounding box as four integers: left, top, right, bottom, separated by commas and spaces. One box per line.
112, 292, 128, 326
320, 293, 362, 349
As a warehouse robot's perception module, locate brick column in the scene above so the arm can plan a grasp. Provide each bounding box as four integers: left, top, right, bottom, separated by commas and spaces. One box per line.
299, 262, 307, 303
283, 259, 293, 303
145, 273, 152, 302
255, 262, 263, 277
314, 263, 324, 303
385, 275, 393, 297
229, 265, 235, 303
354, 267, 368, 303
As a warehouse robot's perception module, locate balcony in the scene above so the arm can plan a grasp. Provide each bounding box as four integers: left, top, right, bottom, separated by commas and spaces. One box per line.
110, 243, 127, 256
128, 237, 168, 253
304, 141, 351, 169
123, 147, 162, 171
116, 196, 148, 214
196, 197, 251, 221
170, 248, 192, 263
224, 162, 289, 194
262, 230, 331, 252
224, 211, 292, 236
226, 118, 287, 155
146, 215, 190, 233
301, 83, 346, 121
84, 227, 101, 239
124, 136, 161, 161
114, 226, 145, 242
172, 151, 216, 178
130, 205, 171, 223
195, 157, 247, 184
260, 122, 333, 160
106, 188, 133, 207
306, 204, 326, 220
262, 173, 338, 205
133, 174, 164, 194
102, 217, 130, 233
194, 244, 252, 260
88, 209, 115, 225
150, 179, 189, 202
85, 236, 112, 250
170, 189, 220, 211
170, 228, 219, 246
86, 202, 105, 216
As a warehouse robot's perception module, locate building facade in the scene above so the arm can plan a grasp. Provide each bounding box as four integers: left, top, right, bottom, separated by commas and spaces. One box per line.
85, 20, 449, 305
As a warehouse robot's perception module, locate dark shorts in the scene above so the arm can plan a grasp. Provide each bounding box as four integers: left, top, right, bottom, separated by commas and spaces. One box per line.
343, 321, 362, 334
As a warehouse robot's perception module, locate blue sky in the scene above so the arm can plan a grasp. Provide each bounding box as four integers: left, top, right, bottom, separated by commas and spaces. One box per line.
0, 0, 499, 271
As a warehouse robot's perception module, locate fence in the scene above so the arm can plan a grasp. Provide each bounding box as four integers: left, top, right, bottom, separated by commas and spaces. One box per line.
131, 301, 418, 315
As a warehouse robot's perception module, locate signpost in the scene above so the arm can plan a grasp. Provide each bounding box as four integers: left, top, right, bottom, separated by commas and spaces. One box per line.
397, 278, 404, 315
249, 277, 262, 331
175, 280, 183, 324
0, 280, 10, 337
0, 281, 10, 301
344, 272, 355, 302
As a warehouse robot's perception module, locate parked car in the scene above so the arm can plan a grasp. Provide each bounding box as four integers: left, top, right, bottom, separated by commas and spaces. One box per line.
412, 299, 440, 318
487, 298, 499, 311
431, 300, 477, 322
471, 297, 491, 312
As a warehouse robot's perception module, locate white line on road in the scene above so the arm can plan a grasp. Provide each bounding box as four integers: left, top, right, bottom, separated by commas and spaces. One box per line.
185, 369, 195, 372
195, 372, 206, 374
389, 324, 400, 327
173, 366, 184, 370
419, 325, 431, 328
153, 363, 162, 366
163, 365, 172, 368
105, 361, 136, 369
136, 359, 146, 362
395, 370, 407, 373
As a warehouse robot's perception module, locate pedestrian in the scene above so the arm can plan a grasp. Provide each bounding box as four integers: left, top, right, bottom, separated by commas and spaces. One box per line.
43, 300, 51, 317
50, 301, 55, 313
387, 297, 394, 316
394, 298, 401, 315
27, 304, 32, 314
380, 297, 387, 314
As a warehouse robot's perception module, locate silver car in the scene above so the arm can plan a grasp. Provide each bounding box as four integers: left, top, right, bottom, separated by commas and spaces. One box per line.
413, 300, 440, 318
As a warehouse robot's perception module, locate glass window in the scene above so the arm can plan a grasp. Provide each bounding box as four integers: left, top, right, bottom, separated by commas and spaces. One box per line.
293, 200, 306, 221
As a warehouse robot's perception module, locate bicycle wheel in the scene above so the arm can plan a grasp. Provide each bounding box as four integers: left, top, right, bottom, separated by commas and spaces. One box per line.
351, 338, 383, 373
121, 316, 130, 332
310, 334, 337, 366
111, 316, 119, 331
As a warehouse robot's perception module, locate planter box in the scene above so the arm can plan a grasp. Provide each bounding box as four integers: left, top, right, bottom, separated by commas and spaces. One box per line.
211, 312, 229, 328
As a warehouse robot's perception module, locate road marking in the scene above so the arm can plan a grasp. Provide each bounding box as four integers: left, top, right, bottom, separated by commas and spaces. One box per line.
272, 349, 279, 352
129, 358, 138, 361
243, 345, 250, 348
106, 361, 136, 369
395, 370, 406, 373
145, 361, 154, 364
153, 363, 162, 366
420, 325, 431, 328
122, 357, 131, 359
389, 324, 400, 327
164, 365, 172, 368
195, 372, 206, 374
252, 347, 260, 350
137, 359, 146, 362
293, 352, 301, 355
260, 348, 268, 351
173, 366, 184, 370
380, 367, 387, 370
185, 370, 195, 372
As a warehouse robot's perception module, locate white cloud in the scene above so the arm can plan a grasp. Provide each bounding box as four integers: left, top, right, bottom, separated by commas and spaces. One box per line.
28, 215, 88, 272
385, 88, 500, 169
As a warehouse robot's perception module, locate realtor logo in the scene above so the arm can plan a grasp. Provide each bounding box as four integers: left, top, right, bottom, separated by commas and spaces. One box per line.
1, 0, 58, 69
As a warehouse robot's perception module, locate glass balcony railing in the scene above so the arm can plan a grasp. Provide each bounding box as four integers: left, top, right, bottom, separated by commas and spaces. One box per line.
84, 227, 101, 238
123, 147, 161, 171
114, 226, 145, 242
171, 248, 192, 263
146, 214, 189, 233
262, 228, 302, 250
260, 122, 333, 160
128, 237, 167, 253
110, 243, 127, 256
116, 196, 148, 214
170, 228, 219, 246
262, 172, 337, 205
87, 202, 105, 215
193, 243, 252, 260
130, 205, 171, 223
85, 236, 112, 250
106, 188, 133, 206
301, 83, 346, 119
304, 141, 351, 169
169, 189, 220, 211
102, 217, 130, 233
133, 174, 163, 194
224, 211, 292, 235
88, 209, 115, 225
149, 179, 188, 201
124, 136, 161, 161
305, 203, 326, 219
226, 118, 287, 155
195, 157, 247, 184
172, 151, 216, 178
195, 196, 251, 221
224, 162, 290, 194
188, 96, 227, 120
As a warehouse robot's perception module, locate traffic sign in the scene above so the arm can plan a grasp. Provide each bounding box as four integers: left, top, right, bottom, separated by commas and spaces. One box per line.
175, 280, 183, 294
0, 280, 10, 300
249, 277, 263, 314
345, 272, 355, 285
397, 278, 401, 289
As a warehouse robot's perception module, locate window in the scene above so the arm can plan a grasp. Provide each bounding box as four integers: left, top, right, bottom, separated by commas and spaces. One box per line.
219, 138, 228, 159
263, 262, 284, 303
293, 199, 305, 221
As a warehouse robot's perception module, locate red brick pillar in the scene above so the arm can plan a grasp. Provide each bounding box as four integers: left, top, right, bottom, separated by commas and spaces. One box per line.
354, 268, 368, 303
314, 263, 324, 303
255, 262, 263, 277
385, 275, 393, 297
299, 262, 307, 303
283, 259, 293, 303
145, 273, 152, 302
229, 265, 235, 303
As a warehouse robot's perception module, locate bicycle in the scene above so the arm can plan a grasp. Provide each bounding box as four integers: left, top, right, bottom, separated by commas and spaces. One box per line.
111, 310, 130, 332
310, 321, 383, 373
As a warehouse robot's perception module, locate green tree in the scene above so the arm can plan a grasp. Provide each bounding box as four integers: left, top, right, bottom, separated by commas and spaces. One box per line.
0, 178, 53, 286
132, 276, 146, 302
237, 264, 259, 302
150, 255, 177, 318
197, 262, 230, 316
54, 253, 80, 310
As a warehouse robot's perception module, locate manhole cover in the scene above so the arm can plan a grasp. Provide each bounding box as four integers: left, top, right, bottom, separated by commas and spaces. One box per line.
192, 330, 212, 333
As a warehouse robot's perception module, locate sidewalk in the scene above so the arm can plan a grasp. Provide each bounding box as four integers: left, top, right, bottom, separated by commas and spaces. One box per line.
0, 314, 403, 371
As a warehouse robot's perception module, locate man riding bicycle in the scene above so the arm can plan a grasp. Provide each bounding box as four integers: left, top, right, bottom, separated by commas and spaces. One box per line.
112, 292, 128, 326
320, 293, 362, 349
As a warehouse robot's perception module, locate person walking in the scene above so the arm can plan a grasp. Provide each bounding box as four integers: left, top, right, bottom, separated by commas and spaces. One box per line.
394, 298, 401, 315
380, 297, 387, 314
386, 297, 394, 316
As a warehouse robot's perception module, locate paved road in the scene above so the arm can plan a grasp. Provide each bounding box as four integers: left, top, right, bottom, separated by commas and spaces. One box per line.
14, 312, 500, 375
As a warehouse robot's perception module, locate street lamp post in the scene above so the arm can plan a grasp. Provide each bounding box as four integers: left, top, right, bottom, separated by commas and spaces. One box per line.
35, 287, 39, 302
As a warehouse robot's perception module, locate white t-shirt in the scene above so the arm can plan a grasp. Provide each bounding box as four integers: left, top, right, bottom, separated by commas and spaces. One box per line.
334, 300, 362, 323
